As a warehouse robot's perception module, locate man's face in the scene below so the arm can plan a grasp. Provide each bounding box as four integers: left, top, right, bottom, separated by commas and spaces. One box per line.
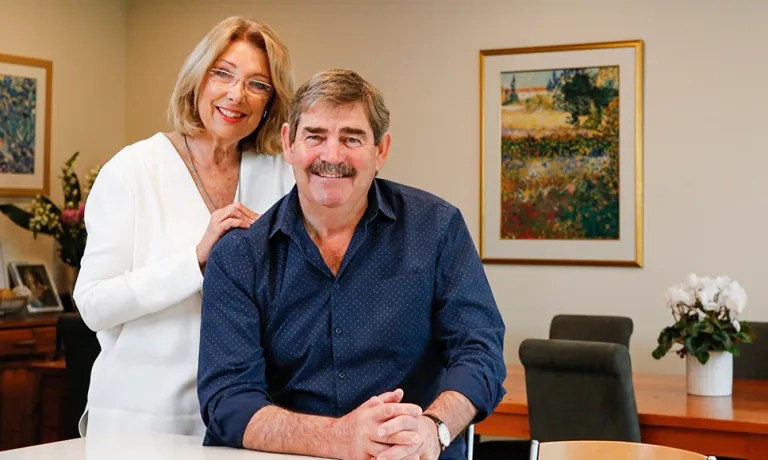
282, 101, 390, 212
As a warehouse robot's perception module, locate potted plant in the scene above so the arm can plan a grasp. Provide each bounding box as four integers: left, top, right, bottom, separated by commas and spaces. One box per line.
652, 273, 753, 396
0, 152, 99, 270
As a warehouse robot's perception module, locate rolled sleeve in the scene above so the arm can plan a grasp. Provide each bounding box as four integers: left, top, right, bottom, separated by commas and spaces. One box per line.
433, 207, 507, 421
198, 231, 272, 446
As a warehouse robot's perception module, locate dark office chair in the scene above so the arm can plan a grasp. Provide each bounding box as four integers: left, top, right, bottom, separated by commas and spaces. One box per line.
519, 338, 641, 442
56, 313, 100, 439
549, 314, 634, 348
734, 321, 768, 380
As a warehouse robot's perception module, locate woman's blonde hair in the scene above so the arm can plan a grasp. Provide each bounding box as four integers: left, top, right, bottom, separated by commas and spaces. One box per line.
168, 17, 294, 154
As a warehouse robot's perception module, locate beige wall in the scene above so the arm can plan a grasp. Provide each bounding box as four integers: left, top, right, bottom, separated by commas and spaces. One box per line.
0, 0, 127, 288
5, 0, 768, 374
125, 0, 768, 374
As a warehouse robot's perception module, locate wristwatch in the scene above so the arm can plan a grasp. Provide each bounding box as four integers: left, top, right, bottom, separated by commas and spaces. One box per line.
423, 413, 450, 451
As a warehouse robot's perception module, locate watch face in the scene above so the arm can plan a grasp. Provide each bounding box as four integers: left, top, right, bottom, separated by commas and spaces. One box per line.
437, 423, 451, 447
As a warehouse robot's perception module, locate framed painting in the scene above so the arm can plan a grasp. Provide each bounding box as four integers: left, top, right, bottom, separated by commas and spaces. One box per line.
0, 53, 52, 197
8, 261, 63, 313
480, 40, 643, 267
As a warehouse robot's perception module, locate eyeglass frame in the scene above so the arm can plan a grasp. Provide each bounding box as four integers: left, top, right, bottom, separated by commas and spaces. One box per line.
207, 68, 274, 99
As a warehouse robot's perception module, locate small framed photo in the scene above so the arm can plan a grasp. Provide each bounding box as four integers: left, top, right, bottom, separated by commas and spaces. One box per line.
8, 261, 63, 313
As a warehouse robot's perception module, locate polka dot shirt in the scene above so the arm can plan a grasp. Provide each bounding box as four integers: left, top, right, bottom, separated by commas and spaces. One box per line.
198, 179, 506, 459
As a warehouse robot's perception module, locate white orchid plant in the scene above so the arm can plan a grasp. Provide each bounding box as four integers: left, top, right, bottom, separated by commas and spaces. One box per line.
652, 273, 754, 365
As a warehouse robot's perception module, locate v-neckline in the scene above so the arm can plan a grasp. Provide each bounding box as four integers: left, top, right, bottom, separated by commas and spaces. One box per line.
161, 133, 241, 215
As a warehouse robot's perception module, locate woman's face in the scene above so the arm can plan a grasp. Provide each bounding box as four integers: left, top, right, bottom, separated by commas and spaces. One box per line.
197, 39, 272, 145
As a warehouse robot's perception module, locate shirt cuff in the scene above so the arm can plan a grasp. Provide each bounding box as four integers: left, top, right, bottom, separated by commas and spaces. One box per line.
436, 363, 504, 422
203, 391, 271, 447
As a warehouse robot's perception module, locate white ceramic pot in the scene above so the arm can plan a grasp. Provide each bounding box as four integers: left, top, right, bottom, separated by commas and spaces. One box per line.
686, 351, 733, 396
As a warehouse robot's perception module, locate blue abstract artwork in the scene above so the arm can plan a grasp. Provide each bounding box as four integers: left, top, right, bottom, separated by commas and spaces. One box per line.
0, 74, 38, 174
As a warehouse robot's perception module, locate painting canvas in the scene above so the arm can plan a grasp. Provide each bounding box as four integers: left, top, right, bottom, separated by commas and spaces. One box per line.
0, 54, 52, 196
9, 262, 63, 313
480, 41, 643, 266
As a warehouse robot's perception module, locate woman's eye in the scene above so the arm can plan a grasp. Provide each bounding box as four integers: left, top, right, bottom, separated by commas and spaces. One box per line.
211, 69, 233, 82
247, 80, 272, 94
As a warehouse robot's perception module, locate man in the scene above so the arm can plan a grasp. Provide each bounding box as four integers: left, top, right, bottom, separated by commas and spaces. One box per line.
198, 69, 506, 460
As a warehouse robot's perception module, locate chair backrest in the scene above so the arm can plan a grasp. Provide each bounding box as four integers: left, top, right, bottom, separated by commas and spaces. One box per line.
734, 321, 768, 380
57, 312, 100, 439
530, 440, 715, 460
519, 338, 641, 443
549, 314, 634, 347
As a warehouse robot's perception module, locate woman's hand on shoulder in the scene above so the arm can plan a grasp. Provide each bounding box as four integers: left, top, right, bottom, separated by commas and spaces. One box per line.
197, 203, 260, 270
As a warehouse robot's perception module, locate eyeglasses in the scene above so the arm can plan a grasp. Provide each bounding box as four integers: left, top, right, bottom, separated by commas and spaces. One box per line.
207, 68, 273, 99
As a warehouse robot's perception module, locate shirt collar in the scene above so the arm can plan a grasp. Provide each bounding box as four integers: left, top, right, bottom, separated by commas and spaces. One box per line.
270, 179, 395, 239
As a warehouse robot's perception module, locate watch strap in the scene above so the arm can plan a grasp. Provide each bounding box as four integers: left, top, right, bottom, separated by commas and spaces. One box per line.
423, 413, 449, 451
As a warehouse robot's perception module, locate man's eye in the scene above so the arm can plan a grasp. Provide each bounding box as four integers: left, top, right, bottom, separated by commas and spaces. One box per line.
304, 135, 323, 146
343, 137, 362, 148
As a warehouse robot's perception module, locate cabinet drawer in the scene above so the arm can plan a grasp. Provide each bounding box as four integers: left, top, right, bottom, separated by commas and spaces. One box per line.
0, 327, 56, 358
31, 327, 57, 354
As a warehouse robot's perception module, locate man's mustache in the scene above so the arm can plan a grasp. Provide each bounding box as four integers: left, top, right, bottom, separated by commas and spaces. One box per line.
308, 161, 356, 177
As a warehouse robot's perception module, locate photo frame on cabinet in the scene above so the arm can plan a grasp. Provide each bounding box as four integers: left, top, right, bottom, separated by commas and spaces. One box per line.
0, 53, 53, 197
479, 40, 644, 267
8, 261, 63, 313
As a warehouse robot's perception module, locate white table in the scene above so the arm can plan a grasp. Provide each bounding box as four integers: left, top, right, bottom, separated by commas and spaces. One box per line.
0, 434, 325, 460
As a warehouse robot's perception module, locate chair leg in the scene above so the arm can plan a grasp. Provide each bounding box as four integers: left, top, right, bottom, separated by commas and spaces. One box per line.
466, 424, 474, 460
529, 440, 539, 460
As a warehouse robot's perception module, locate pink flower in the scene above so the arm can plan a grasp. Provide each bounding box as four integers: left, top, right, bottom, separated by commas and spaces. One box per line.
61, 207, 81, 226
78, 203, 85, 221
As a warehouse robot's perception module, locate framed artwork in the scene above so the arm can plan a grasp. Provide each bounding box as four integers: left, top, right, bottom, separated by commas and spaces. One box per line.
479, 40, 643, 267
8, 261, 63, 313
0, 53, 52, 197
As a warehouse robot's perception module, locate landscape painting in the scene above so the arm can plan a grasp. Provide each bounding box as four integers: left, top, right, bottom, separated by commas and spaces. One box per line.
480, 41, 643, 266
499, 66, 619, 240
0, 54, 51, 197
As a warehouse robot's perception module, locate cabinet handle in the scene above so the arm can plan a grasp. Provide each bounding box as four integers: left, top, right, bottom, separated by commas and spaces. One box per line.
12, 340, 36, 348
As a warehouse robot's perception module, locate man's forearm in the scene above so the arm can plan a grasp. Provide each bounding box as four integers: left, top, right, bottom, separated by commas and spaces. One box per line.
424, 390, 478, 440
242, 405, 341, 458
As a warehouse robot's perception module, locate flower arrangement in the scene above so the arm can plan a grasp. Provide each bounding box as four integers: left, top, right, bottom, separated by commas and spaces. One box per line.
0, 152, 100, 268
652, 273, 753, 365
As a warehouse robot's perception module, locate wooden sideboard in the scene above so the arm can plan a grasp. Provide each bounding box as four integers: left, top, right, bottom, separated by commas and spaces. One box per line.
0, 313, 65, 450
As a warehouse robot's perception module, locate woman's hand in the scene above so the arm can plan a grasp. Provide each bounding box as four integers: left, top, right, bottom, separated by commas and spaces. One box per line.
197, 202, 260, 270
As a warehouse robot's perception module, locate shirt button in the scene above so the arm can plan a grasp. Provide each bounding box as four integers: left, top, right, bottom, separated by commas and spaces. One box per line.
333, 284, 340, 290
338, 371, 346, 379
335, 327, 342, 335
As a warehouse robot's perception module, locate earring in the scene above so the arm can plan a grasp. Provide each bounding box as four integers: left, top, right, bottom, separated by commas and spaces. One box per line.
261, 109, 269, 121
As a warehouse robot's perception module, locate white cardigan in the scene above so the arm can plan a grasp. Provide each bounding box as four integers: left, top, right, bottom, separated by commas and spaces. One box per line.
73, 133, 294, 436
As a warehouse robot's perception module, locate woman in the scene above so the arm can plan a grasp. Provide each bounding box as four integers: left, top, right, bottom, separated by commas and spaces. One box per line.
73, 17, 295, 437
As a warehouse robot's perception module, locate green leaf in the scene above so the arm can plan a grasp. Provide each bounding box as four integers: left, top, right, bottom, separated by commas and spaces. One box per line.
695, 349, 710, 365
0, 204, 33, 230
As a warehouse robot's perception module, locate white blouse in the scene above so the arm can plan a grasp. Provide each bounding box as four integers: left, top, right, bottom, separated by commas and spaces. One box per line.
73, 133, 294, 436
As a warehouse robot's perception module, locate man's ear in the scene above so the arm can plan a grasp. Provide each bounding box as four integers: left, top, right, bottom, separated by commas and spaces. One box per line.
281, 123, 294, 165
375, 132, 391, 172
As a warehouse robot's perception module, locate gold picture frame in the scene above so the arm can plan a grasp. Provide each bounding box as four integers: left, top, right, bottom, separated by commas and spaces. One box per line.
0, 53, 53, 197
480, 40, 643, 267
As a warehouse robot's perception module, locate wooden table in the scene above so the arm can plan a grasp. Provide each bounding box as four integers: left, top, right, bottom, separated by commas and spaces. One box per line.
475, 365, 768, 459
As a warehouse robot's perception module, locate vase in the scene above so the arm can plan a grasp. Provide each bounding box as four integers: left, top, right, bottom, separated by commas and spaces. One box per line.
686, 351, 733, 396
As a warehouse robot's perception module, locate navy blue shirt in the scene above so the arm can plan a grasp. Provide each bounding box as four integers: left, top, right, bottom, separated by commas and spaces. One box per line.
198, 179, 506, 459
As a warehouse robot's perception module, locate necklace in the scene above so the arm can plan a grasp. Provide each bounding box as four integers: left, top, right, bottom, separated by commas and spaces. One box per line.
183, 135, 241, 213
